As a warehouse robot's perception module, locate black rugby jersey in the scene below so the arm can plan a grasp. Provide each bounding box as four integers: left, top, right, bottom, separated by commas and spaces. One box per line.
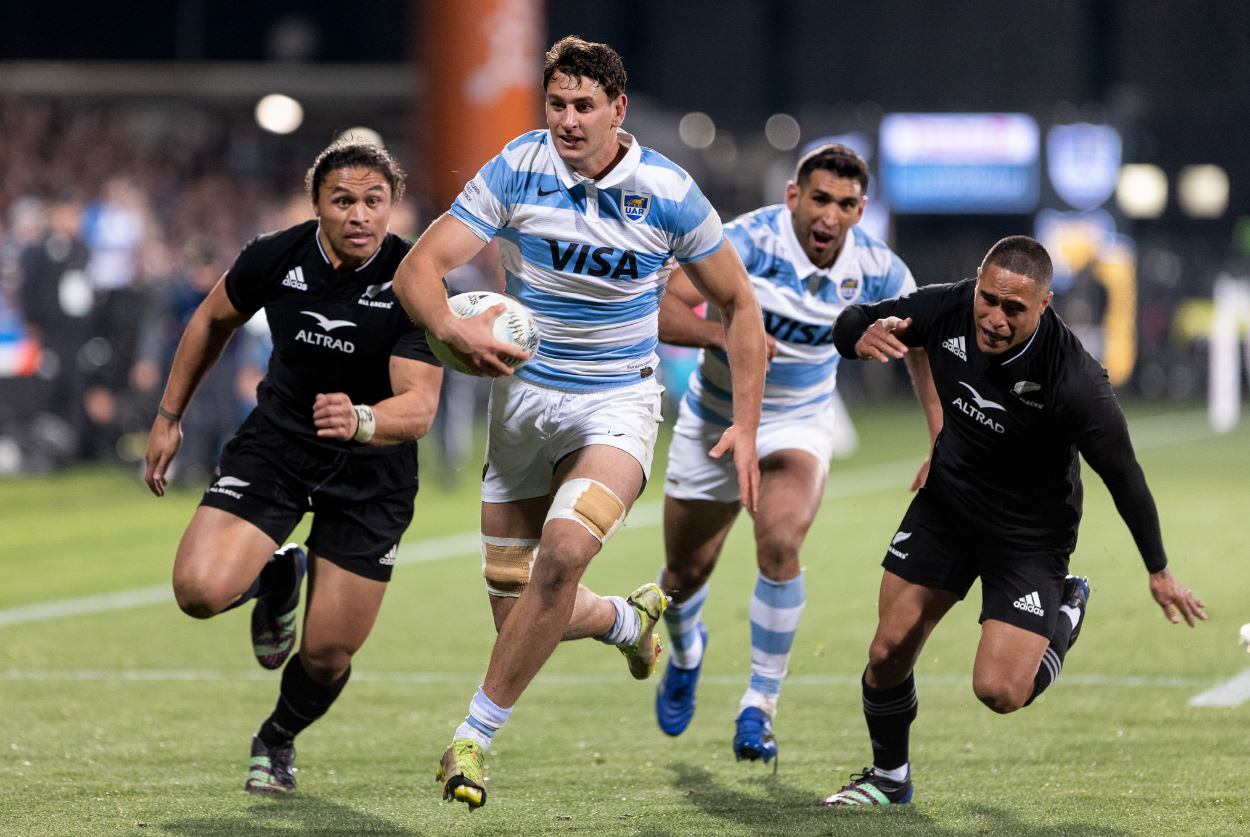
224, 220, 438, 455
834, 279, 1166, 572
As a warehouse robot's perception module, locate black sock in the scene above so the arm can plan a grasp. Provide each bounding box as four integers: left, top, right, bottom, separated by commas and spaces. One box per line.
257, 655, 351, 747
222, 575, 262, 613
1025, 611, 1077, 706
222, 549, 297, 614
862, 671, 918, 771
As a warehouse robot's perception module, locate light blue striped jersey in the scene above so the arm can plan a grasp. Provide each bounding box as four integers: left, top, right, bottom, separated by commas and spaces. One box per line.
450, 129, 724, 391
685, 205, 916, 425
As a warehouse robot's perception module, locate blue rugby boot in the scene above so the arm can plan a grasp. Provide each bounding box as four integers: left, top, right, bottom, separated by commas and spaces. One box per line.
655, 622, 708, 736
732, 706, 778, 766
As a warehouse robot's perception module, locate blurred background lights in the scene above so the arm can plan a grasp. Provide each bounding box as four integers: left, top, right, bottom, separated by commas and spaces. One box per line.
678, 111, 716, 149
1116, 164, 1167, 219
703, 132, 738, 173
255, 93, 304, 134
764, 113, 801, 150
1177, 164, 1229, 219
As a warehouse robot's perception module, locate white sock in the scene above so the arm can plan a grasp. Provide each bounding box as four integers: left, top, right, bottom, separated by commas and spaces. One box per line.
599, 595, 639, 646
663, 579, 709, 669
453, 686, 511, 750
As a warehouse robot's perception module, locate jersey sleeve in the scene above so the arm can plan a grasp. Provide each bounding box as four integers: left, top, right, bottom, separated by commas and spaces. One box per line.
724, 219, 768, 275
223, 230, 291, 315
390, 317, 441, 366
1056, 360, 1168, 572
448, 152, 517, 243
668, 179, 724, 265
881, 252, 917, 299
833, 281, 959, 358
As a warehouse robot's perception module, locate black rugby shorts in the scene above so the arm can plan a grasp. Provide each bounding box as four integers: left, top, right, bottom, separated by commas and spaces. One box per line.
880, 489, 1070, 638
200, 410, 418, 582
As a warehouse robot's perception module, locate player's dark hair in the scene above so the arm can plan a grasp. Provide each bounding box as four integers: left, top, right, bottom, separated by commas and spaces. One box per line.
983, 236, 1053, 292
305, 137, 406, 203
794, 144, 869, 192
543, 35, 627, 100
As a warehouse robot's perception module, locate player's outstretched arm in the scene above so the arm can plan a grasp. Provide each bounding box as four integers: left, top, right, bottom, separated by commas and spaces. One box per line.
313, 357, 444, 446
1148, 568, 1207, 627
145, 276, 249, 497
393, 214, 524, 376
1069, 375, 1207, 629
683, 242, 766, 511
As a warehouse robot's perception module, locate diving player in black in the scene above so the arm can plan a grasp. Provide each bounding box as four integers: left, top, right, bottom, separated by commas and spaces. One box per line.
820, 235, 1205, 807
143, 138, 442, 795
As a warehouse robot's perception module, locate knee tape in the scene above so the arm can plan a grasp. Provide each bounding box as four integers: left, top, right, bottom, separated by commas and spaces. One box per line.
544, 478, 627, 544
482, 535, 539, 598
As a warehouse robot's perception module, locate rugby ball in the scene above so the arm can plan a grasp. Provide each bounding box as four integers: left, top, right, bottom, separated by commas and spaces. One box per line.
426, 291, 540, 375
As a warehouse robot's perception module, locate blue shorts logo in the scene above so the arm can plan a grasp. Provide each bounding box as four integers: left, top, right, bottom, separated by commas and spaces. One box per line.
622, 191, 651, 223
838, 277, 861, 302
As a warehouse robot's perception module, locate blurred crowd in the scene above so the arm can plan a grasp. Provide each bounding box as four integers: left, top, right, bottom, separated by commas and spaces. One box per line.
0, 96, 439, 481
5, 94, 1228, 480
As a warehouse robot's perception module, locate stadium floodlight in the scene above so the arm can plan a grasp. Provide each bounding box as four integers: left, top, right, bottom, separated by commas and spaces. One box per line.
255, 94, 304, 135
679, 112, 716, 150
1116, 164, 1167, 219
1178, 164, 1229, 219
765, 113, 801, 151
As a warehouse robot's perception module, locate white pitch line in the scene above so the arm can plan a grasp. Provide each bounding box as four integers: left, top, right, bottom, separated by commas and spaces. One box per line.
0, 409, 1214, 630
1187, 668, 1250, 707
0, 667, 1208, 689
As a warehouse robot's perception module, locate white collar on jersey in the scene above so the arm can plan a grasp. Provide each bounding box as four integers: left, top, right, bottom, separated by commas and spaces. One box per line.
999, 316, 1043, 365
544, 128, 643, 190
315, 222, 383, 273
777, 207, 858, 289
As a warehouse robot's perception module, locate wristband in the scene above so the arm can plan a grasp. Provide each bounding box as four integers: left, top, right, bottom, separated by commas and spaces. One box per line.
157, 406, 183, 422
352, 404, 376, 443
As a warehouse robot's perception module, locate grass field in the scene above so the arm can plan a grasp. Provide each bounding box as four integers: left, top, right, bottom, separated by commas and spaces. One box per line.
2, 401, 1248, 836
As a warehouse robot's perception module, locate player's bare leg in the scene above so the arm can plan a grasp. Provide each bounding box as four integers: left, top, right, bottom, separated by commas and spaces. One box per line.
173, 507, 307, 670
975, 575, 1091, 713
172, 507, 279, 618
439, 445, 653, 807
661, 497, 740, 601
483, 445, 645, 704
866, 571, 960, 688
483, 495, 629, 640
971, 620, 1051, 713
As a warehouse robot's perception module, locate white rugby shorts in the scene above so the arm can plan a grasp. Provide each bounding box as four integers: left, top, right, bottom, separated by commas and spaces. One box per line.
481, 374, 664, 503
664, 397, 844, 503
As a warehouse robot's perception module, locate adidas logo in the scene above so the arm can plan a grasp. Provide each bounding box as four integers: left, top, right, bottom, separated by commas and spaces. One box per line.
1012, 591, 1045, 616
942, 336, 966, 361
282, 267, 308, 291
378, 544, 398, 566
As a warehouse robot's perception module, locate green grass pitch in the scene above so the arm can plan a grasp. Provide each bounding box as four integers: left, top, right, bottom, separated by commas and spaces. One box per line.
1, 402, 1248, 835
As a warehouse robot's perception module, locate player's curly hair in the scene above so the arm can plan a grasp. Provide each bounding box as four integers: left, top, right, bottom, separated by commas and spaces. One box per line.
305, 137, 406, 203
794, 144, 869, 192
543, 35, 627, 100
983, 236, 1054, 291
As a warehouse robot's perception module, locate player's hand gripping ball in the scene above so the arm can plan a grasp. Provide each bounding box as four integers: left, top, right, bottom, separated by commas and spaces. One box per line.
426, 291, 541, 375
